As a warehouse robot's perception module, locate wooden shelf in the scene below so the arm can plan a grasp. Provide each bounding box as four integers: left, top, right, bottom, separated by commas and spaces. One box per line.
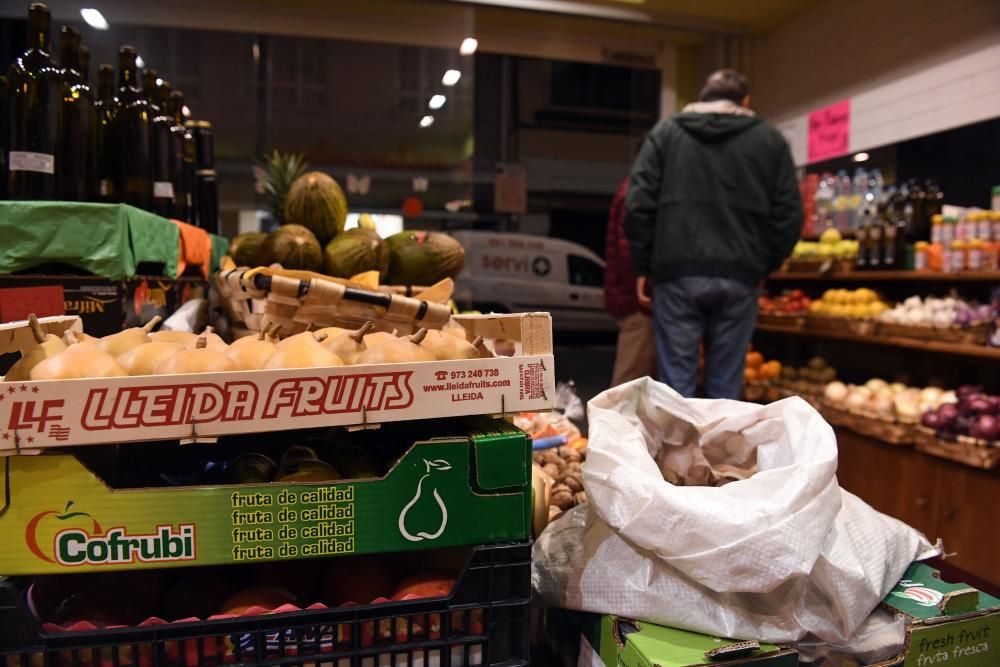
755, 323, 1000, 361
769, 270, 1000, 282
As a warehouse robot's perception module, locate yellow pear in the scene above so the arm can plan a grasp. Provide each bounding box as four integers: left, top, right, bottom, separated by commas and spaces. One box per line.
323, 321, 375, 365
355, 328, 435, 364
314, 325, 350, 341
472, 336, 493, 358
420, 329, 485, 361
148, 330, 197, 346
275, 330, 321, 350
155, 337, 236, 374
264, 333, 344, 370
226, 325, 281, 370
30, 332, 128, 380
117, 342, 184, 376
4, 314, 68, 382
442, 319, 469, 341
230, 323, 281, 350
362, 330, 399, 349
96, 315, 162, 357
183, 326, 228, 351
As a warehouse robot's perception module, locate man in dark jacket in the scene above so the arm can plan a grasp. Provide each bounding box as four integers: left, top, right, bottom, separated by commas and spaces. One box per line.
605, 178, 655, 385
625, 69, 801, 398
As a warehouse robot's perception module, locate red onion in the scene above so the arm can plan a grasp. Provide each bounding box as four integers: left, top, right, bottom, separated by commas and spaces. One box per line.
937, 403, 959, 426
971, 414, 1000, 441
921, 411, 942, 429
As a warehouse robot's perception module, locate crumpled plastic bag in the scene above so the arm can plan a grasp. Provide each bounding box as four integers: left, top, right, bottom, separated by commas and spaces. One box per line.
533, 377, 938, 644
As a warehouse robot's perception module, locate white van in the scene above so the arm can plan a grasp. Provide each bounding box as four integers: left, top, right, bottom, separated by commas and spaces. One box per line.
451, 231, 615, 332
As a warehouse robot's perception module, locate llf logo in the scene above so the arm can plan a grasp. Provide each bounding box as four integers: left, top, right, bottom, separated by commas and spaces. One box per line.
7, 398, 65, 433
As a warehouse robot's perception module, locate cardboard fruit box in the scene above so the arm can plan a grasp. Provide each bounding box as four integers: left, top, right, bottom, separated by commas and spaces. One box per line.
0, 417, 530, 576
873, 562, 999, 666
0, 312, 554, 454
544, 609, 798, 667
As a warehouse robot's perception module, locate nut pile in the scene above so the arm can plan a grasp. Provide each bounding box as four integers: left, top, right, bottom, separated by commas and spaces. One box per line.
533, 445, 586, 520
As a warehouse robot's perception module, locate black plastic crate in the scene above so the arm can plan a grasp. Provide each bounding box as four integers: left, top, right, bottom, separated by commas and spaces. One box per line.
0, 542, 531, 667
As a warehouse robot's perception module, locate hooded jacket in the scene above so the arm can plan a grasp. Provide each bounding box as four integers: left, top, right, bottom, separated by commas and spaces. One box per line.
624, 99, 802, 286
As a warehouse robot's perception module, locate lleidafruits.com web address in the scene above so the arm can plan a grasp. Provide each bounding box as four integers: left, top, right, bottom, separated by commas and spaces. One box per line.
423, 379, 511, 392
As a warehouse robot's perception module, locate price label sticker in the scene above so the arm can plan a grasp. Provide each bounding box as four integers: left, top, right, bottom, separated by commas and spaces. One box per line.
0, 286, 65, 322
8, 151, 55, 175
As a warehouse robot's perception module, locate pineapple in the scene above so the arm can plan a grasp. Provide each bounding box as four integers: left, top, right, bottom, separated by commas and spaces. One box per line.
258, 150, 308, 226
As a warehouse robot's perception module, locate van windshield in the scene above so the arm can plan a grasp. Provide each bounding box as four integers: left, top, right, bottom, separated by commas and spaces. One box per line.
568, 255, 604, 287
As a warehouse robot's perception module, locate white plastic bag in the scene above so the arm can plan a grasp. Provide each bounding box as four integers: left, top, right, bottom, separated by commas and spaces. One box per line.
533, 377, 937, 644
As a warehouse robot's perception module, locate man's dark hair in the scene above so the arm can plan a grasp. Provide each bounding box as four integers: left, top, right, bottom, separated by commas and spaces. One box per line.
699, 69, 749, 104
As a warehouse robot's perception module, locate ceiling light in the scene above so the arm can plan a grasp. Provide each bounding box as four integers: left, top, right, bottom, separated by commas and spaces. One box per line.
429, 94, 446, 110
181, 105, 191, 117
442, 69, 461, 86
420, 115, 434, 128
460, 37, 478, 55
852, 152, 870, 162
135, 55, 145, 68
80, 8, 109, 30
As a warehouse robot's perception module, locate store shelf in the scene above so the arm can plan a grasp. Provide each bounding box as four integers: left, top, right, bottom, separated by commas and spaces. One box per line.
755, 323, 1000, 361
769, 270, 1000, 282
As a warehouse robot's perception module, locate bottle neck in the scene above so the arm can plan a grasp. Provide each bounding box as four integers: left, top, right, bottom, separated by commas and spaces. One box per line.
119, 64, 136, 89
29, 20, 49, 53
172, 97, 185, 125
60, 45, 80, 73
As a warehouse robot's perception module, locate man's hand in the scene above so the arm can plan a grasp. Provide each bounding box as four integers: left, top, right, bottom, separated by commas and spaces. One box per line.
636, 276, 652, 308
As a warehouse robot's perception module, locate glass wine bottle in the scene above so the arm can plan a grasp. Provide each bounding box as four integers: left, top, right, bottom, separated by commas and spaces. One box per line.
169, 91, 195, 222
149, 77, 174, 217
7, 3, 62, 200
94, 64, 118, 202
56, 26, 95, 201
115, 46, 151, 210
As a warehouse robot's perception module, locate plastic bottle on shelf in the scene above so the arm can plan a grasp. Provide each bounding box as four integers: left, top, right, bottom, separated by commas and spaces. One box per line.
851, 168, 868, 231
815, 173, 834, 232
856, 209, 870, 269
949, 240, 966, 273
914, 241, 929, 271
975, 211, 991, 241
928, 213, 944, 272
967, 239, 984, 271
993, 211, 1000, 243
834, 170, 852, 232
942, 215, 957, 245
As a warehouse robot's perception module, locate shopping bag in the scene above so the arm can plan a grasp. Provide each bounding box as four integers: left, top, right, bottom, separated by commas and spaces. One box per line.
532, 377, 937, 644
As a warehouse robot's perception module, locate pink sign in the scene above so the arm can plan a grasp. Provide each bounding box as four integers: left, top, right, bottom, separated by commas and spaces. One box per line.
808, 99, 851, 163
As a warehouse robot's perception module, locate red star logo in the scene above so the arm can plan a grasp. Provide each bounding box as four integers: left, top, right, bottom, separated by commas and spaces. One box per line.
6, 387, 14, 394
0, 394, 5, 401
31, 387, 39, 393
1, 433, 8, 440
19, 385, 27, 392
26, 436, 34, 444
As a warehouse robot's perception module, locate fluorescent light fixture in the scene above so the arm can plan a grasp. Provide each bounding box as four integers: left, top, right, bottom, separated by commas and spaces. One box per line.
442, 69, 461, 86
429, 94, 446, 110
155, 77, 163, 86
852, 152, 870, 162
80, 8, 109, 30
135, 55, 145, 68
181, 105, 191, 117
419, 115, 434, 128
460, 37, 478, 55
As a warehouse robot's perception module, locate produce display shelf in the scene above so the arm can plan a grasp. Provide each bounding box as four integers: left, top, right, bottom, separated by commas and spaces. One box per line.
0, 541, 532, 667
755, 323, 1000, 361
768, 269, 1000, 282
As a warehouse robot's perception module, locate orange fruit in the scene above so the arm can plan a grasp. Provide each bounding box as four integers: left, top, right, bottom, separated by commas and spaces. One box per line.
745, 351, 764, 370
760, 360, 782, 380
744, 367, 759, 382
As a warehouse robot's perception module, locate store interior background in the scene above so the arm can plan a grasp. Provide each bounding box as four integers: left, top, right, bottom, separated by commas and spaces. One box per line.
2, 0, 998, 396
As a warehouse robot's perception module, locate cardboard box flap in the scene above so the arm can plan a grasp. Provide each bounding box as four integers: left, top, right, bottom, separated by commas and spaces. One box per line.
1, 316, 82, 356
882, 563, 1000, 622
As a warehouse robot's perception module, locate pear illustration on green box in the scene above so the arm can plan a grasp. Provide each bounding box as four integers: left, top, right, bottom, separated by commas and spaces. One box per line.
399, 458, 453, 542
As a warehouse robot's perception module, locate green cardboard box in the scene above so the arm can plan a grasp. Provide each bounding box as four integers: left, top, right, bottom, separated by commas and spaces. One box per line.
875, 562, 1000, 666
0, 417, 530, 575
545, 609, 798, 667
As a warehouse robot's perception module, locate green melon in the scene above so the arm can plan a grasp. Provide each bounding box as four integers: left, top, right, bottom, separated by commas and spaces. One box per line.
260, 224, 324, 272
228, 232, 268, 267
283, 171, 348, 245
385, 231, 465, 286
324, 227, 389, 279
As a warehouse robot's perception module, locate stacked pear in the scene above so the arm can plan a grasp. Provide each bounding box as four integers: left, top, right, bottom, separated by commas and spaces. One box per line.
323, 322, 375, 364
31, 331, 128, 380
356, 328, 435, 364
264, 332, 344, 369
96, 316, 162, 357
155, 337, 236, 374
4, 315, 67, 382
184, 326, 228, 351
226, 324, 281, 370
420, 330, 490, 361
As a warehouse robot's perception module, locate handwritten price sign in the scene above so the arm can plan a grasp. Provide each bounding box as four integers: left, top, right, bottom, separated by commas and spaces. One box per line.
808, 99, 851, 163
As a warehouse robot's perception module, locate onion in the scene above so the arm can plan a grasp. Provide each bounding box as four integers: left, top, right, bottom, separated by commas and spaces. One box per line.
968, 396, 993, 415
937, 403, 959, 427
921, 410, 942, 429
824, 381, 849, 403
957, 384, 982, 399
971, 414, 1000, 441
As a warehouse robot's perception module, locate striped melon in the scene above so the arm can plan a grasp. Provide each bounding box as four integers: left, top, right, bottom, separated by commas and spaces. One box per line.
283, 171, 348, 245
